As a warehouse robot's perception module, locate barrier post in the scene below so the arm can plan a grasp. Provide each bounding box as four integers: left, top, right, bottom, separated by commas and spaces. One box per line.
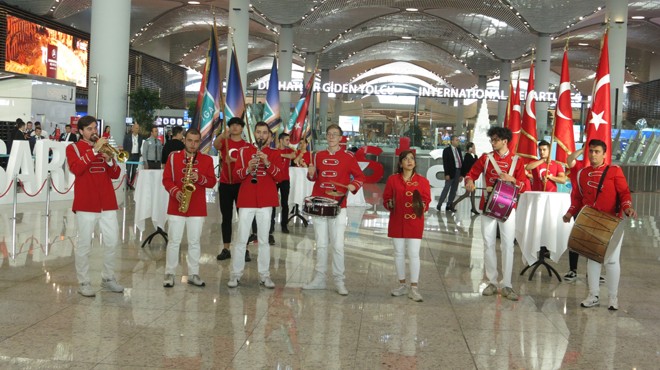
45, 172, 51, 256
11, 174, 18, 260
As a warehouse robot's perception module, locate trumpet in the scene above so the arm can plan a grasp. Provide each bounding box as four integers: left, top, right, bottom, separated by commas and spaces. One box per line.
91, 135, 128, 162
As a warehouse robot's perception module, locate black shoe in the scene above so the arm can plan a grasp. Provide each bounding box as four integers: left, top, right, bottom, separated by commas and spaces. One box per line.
269, 234, 276, 245
446, 207, 457, 212
471, 209, 480, 215
281, 226, 290, 234
247, 234, 257, 245
245, 250, 252, 262
216, 249, 231, 261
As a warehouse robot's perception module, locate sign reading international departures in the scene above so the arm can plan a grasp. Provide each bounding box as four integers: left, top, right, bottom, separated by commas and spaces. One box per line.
256, 80, 584, 103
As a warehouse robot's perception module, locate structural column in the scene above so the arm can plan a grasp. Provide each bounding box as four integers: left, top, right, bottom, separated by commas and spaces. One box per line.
607, 0, 628, 129
319, 69, 330, 132
227, 0, 249, 92
278, 25, 294, 127
536, 34, 551, 136
497, 61, 512, 126
455, 99, 465, 134
88, 0, 131, 143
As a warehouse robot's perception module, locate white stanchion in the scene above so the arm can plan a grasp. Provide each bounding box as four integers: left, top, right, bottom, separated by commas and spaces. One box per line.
45, 173, 51, 256
11, 174, 18, 260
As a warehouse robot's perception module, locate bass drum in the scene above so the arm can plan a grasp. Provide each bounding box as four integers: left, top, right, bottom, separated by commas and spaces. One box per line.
567, 206, 621, 264
302, 196, 340, 217
483, 180, 519, 222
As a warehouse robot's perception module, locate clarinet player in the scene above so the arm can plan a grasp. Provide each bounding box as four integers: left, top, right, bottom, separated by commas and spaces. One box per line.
162, 128, 217, 288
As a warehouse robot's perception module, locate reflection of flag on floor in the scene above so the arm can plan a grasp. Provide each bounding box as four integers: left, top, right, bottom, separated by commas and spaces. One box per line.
553, 49, 575, 168
191, 25, 222, 154
287, 72, 314, 145
517, 63, 537, 162
224, 46, 245, 124
583, 31, 612, 165
263, 57, 280, 132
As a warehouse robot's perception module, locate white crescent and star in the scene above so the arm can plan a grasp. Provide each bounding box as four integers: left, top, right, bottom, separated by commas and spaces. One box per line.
525, 91, 536, 120
588, 74, 610, 131
556, 81, 572, 121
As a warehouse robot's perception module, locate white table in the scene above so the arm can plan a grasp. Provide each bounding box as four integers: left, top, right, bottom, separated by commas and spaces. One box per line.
134, 169, 170, 232
515, 191, 574, 266
288, 167, 368, 208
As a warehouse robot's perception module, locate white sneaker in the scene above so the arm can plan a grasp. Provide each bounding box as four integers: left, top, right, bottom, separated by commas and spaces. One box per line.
608, 297, 618, 311
581, 294, 600, 308
78, 282, 96, 297
163, 274, 175, 288
302, 275, 326, 290
391, 284, 408, 297
335, 282, 349, 296
101, 278, 124, 293
408, 286, 423, 302
227, 276, 240, 288
563, 270, 577, 282
260, 277, 275, 289
187, 274, 205, 287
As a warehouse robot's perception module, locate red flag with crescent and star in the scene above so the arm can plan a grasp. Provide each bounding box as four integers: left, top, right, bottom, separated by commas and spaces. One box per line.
553, 49, 576, 168
517, 63, 538, 163
583, 31, 611, 166
508, 79, 522, 153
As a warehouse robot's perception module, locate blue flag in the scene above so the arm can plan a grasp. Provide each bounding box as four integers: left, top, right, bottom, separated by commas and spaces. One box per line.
263, 57, 280, 132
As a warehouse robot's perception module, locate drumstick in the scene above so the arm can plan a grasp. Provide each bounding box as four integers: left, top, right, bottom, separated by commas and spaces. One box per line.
330, 181, 350, 189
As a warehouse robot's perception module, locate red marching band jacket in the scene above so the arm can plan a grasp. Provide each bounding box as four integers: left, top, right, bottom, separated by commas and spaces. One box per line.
66, 140, 121, 213
217, 138, 249, 184
382, 173, 431, 239
465, 151, 527, 210
162, 150, 217, 217
567, 163, 632, 219
531, 160, 564, 192
307, 149, 365, 208
234, 146, 284, 208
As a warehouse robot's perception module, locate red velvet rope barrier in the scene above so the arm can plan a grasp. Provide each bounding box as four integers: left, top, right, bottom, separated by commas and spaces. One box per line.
0, 180, 14, 198
113, 174, 127, 191
18, 179, 48, 197
49, 178, 75, 195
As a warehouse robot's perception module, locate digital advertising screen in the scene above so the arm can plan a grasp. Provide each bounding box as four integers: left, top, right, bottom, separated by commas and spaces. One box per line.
338, 115, 360, 134
4, 15, 89, 87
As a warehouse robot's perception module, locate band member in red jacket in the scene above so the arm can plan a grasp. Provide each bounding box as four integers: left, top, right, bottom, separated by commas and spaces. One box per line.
562, 139, 636, 310
214, 117, 251, 262
383, 150, 431, 302
302, 124, 365, 296
525, 140, 567, 192
66, 115, 124, 297
227, 122, 283, 289
162, 128, 217, 288
465, 126, 527, 301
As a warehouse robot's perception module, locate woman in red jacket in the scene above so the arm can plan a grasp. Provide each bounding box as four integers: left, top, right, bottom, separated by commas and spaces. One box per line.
383, 150, 431, 302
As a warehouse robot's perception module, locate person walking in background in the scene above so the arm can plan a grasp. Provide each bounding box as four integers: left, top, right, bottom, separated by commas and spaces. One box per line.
122, 123, 143, 189
451, 142, 480, 215
436, 135, 462, 212
162, 126, 185, 165
383, 150, 431, 302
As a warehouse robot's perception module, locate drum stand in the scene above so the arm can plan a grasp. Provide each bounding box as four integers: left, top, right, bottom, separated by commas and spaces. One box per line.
519, 246, 562, 282
288, 204, 308, 227
141, 227, 168, 248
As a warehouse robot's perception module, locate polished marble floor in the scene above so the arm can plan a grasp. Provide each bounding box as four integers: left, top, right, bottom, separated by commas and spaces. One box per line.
0, 188, 659, 369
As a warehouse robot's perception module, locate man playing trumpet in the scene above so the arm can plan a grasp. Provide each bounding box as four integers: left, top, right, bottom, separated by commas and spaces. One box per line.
162, 128, 217, 288
227, 122, 283, 289
66, 115, 124, 297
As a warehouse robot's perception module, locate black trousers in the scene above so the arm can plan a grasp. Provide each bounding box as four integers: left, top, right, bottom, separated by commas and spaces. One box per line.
219, 182, 241, 244
126, 153, 141, 186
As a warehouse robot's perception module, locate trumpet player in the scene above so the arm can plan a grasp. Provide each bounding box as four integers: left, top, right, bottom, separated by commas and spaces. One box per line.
162, 128, 216, 288
65, 115, 125, 297
227, 122, 283, 289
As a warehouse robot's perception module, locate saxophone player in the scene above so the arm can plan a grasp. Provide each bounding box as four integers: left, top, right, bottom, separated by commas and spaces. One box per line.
162, 128, 217, 288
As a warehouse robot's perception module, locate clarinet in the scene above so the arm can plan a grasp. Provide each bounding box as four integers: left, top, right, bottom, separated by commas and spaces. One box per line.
251, 139, 264, 184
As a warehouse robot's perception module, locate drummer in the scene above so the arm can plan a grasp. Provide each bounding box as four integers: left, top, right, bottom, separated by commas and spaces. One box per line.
302, 124, 365, 296
525, 140, 567, 191
464, 127, 527, 301
562, 139, 636, 311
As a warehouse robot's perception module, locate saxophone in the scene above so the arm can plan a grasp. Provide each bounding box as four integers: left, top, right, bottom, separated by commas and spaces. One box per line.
178, 154, 197, 213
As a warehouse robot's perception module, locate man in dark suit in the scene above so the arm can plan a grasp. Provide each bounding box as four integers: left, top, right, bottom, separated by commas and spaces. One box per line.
436, 135, 462, 212
7, 119, 27, 154
122, 123, 143, 189
60, 124, 78, 142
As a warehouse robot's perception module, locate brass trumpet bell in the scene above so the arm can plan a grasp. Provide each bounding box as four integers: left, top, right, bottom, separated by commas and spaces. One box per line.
100, 143, 129, 162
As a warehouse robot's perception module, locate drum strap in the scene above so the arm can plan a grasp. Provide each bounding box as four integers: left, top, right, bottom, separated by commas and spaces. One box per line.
594, 165, 610, 205
486, 153, 518, 177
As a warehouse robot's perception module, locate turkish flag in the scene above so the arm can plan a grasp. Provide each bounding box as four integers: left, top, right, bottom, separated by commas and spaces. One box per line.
504, 80, 514, 128
508, 79, 522, 153
583, 31, 612, 165
517, 63, 538, 163
553, 50, 576, 168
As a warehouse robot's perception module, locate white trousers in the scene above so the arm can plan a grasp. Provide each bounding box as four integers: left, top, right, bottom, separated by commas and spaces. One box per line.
232, 207, 272, 278
586, 223, 623, 298
480, 209, 516, 288
392, 238, 421, 283
312, 208, 348, 283
165, 215, 205, 275
75, 210, 119, 284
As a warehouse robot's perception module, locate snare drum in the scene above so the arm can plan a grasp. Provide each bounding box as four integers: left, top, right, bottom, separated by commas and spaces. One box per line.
302, 196, 340, 217
567, 206, 621, 264
483, 180, 519, 222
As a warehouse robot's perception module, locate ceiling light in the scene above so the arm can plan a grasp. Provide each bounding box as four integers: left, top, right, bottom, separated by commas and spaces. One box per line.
401, 36, 412, 39
578, 42, 589, 46
631, 15, 645, 20
187, 1, 200, 4
406, 8, 418, 12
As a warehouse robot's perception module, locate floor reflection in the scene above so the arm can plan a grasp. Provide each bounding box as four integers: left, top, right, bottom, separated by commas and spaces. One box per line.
0, 189, 659, 369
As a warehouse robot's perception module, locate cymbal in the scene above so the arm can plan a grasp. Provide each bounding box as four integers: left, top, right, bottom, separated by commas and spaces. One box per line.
325, 190, 345, 197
